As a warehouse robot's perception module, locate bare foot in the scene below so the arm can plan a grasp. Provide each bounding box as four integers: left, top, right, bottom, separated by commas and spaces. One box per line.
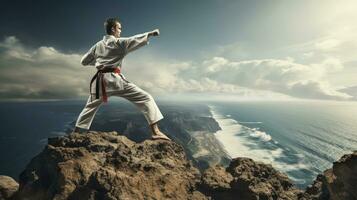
152, 131, 171, 141
72, 126, 81, 133
150, 122, 171, 141
72, 127, 88, 134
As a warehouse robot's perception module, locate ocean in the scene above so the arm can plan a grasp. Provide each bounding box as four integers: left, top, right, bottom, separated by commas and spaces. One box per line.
0, 100, 356, 189
208, 101, 357, 188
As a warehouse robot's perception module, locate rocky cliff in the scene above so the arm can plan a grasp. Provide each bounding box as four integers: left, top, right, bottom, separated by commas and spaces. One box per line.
0, 131, 356, 200
304, 151, 357, 200
85, 103, 230, 171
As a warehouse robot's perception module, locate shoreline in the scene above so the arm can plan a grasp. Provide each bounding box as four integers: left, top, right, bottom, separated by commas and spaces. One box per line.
207, 104, 311, 187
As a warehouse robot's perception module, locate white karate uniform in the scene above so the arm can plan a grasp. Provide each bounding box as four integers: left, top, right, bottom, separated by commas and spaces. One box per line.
75, 33, 163, 130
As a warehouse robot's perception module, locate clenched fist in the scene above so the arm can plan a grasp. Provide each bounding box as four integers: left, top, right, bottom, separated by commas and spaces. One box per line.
149, 29, 160, 37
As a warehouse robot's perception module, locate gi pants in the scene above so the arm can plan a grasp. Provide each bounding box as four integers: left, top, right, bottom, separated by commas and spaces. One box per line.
75, 74, 163, 130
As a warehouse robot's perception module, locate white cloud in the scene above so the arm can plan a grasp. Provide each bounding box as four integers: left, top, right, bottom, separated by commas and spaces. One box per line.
288, 80, 351, 100
195, 57, 351, 100
302, 52, 314, 58
124, 52, 352, 100
0, 36, 95, 99
314, 38, 341, 52
0, 36, 353, 101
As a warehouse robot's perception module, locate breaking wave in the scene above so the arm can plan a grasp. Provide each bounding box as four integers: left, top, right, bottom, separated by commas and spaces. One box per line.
208, 105, 311, 187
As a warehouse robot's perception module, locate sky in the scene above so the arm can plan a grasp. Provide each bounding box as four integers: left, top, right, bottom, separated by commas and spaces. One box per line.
1, 0, 357, 101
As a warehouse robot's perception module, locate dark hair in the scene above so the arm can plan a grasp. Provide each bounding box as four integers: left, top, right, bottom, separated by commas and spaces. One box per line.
104, 18, 120, 35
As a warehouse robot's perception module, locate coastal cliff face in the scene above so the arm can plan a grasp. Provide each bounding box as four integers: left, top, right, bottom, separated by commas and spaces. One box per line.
1, 132, 356, 200
304, 151, 357, 200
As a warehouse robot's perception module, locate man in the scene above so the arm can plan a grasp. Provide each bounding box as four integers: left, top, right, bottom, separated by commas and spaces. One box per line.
73, 17, 170, 141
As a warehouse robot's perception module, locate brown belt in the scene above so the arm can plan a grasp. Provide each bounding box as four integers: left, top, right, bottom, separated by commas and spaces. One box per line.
90, 67, 121, 103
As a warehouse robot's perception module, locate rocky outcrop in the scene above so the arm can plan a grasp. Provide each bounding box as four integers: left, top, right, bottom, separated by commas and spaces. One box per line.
0, 176, 18, 200
200, 158, 304, 200
13, 132, 205, 200
305, 151, 357, 200
88, 105, 229, 172
3, 132, 356, 200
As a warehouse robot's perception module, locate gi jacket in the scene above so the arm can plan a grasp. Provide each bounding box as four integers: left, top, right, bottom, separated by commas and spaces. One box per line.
80, 33, 150, 93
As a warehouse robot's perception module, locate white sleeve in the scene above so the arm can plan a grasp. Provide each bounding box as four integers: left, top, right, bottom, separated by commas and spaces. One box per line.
122, 32, 150, 54
80, 45, 96, 66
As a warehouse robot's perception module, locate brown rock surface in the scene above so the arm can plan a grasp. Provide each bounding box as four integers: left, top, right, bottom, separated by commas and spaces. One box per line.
0, 175, 19, 200
199, 158, 304, 200
199, 165, 233, 199
227, 157, 303, 200
14, 131, 205, 200
305, 151, 357, 200
4, 131, 356, 200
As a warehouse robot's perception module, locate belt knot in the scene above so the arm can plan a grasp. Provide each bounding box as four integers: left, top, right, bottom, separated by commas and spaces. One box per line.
89, 67, 121, 103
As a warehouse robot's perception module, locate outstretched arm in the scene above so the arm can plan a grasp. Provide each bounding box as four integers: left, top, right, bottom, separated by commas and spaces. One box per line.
123, 29, 160, 54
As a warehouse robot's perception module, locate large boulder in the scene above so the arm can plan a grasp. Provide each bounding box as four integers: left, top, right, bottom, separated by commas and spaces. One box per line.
14, 131, 205, 200
200, 158, 304, 200
0, 175, 19, 200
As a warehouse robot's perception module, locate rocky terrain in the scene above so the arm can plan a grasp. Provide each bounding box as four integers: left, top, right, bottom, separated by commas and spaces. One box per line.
88, 103, 231, 170
0, 176, 18, 200
0, 131, 356, 200
304, 151, 357, 200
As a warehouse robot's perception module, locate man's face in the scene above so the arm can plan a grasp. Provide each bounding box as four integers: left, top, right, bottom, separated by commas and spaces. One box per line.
112, 22, 122, 38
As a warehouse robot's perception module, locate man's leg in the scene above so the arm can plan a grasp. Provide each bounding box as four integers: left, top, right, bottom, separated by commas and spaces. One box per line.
114, 82, 170, 140
74, 95, 103, 132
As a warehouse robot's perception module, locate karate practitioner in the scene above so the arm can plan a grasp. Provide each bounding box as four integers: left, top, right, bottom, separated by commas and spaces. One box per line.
73, 17, 170, 141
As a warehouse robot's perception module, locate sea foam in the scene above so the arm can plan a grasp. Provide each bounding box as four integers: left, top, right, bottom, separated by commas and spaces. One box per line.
208, 105, 310, 178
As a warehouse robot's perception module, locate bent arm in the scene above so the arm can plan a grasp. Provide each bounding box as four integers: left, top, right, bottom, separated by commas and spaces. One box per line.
80, 45, 96, 66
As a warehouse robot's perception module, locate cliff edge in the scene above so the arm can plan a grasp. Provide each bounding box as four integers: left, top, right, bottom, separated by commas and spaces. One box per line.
0, 131, 356, 200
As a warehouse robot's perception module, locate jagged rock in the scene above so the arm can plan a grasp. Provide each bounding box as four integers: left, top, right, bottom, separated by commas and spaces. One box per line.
305, 151, 357, 200
201, 165, 233, 190
5, 131, 357, 200
199, 165, 234, 199
198, 157, 305, 200
14, 132, 206, 200
304, 174, 329, 200
0, 175, 19, 200
223, 157, 303, 200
